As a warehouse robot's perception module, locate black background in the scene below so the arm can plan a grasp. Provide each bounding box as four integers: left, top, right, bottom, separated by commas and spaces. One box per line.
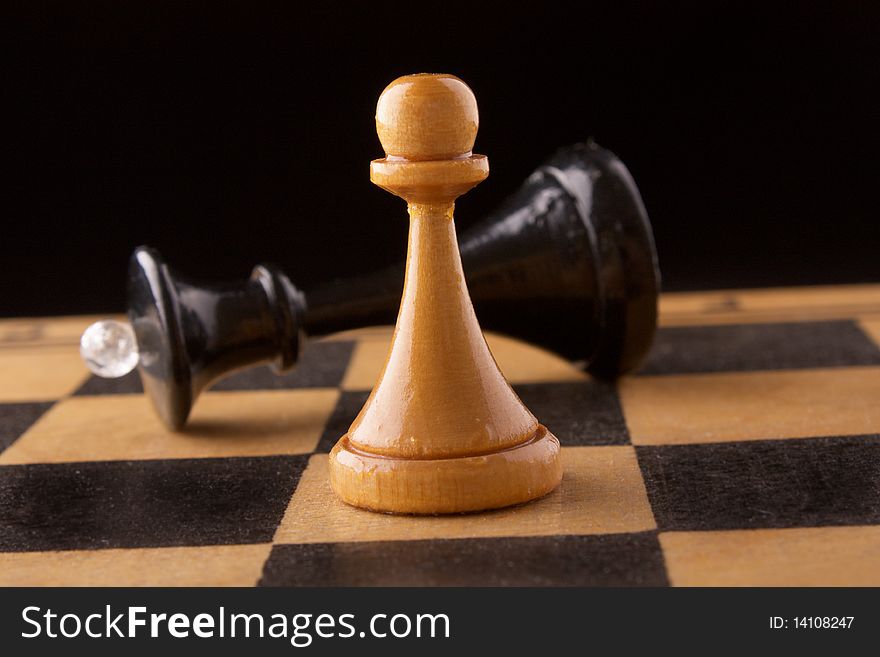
3, 1, 878, 317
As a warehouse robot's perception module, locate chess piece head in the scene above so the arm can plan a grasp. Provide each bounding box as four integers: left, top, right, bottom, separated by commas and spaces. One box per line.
80, 246, 305, 430
376, 73, 478, 161
127, 247, 306, 429
328, 73, 563, 514
370, 73, 489, 204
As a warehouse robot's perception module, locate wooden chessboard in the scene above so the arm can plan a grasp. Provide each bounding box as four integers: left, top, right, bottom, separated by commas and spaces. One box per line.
1, 284, 879, 586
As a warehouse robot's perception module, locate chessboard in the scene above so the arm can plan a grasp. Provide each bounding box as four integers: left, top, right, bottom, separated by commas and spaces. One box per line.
1, 284, 879, 587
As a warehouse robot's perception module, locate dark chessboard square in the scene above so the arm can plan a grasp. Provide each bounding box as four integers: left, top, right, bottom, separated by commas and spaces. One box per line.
260, 532, 667, 586
639, 320, 880, 375
315, 390, 371, 453
637, 435, 880, 531
75, 371, 143, 396
210, 341, 355, 391
0, 455, 307, 552
513, 381, 629, 445
0, 402, 54, 454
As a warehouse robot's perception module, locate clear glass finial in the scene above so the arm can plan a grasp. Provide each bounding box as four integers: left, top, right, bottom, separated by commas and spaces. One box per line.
80, 319, 139, 378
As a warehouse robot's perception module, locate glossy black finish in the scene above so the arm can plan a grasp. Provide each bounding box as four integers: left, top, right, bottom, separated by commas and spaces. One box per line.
306, 141, 661, 378
128, 246, 306, 429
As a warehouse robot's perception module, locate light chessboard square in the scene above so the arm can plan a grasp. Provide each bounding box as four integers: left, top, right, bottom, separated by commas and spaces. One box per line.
659, 284, 880, 326
860, 316, 880, 347
0, 388, 338, 464
0, 544, 272, 587
619, 367, 880, 445
273, 446, 656, 545
660, 526, 880, 587
0, 347, 89, 402
0, 315, 115, 348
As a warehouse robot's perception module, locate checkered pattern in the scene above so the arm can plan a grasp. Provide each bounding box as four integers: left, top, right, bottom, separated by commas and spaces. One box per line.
1, 286, 879, 587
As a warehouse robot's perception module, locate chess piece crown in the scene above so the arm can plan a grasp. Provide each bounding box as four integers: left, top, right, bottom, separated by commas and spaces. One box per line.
327, 73, 563, 514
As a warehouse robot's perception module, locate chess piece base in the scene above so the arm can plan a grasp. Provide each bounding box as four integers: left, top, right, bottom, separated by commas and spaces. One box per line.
328, 425, 562, 514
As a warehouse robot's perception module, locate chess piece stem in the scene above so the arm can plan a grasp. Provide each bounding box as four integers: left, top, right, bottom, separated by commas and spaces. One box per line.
348, 202, 536, 458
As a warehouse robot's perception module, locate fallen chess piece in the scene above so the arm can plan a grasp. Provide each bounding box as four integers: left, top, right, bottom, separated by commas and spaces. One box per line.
80, 139, 660, 431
